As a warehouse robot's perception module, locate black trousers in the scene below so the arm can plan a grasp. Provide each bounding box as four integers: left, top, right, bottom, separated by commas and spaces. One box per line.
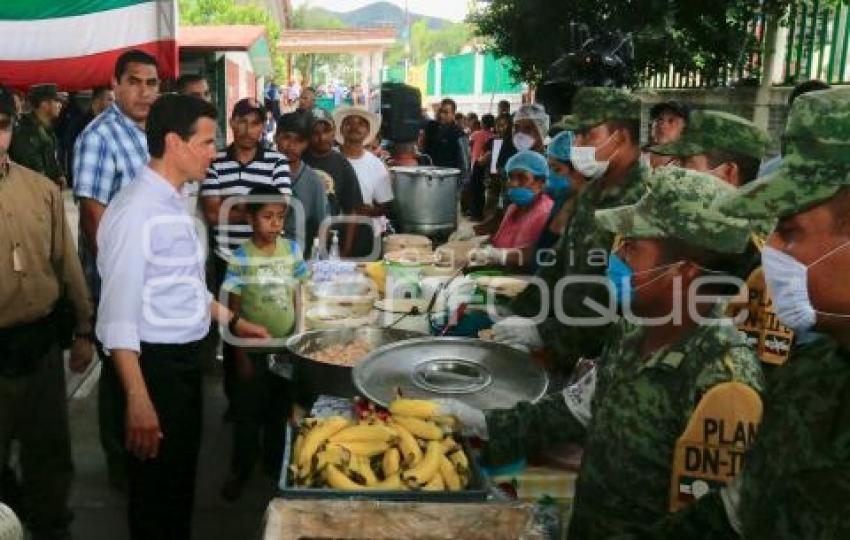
125, 341, 202, 540
468, 163, 487, 221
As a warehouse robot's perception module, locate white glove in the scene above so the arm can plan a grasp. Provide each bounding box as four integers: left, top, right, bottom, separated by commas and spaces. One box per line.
448, 223, 476, 242
491, 316, 543, 350
433, 398, 489, 440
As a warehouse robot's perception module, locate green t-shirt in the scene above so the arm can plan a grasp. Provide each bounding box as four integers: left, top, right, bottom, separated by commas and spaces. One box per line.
223, 238, 307, 339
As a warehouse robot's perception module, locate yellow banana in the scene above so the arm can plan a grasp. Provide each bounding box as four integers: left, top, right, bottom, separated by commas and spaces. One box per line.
313, 445, 350, 475
329, 441, 390, 457
328, 424, 397, 444
448, 449, 470, 488
440, 436, 460, 454
349, 455, 379, 486
392, 416, 444, 441
293, 433, 305, 462
439, 455, 462, 491
382, 447, 401, 476
433, 415, 458, 430
402, 440, 442, 486
326, 464, 364, 490
373, 473, 403, 490
388, 399, 441, 418
422, 472, 445, 491
389, 419, 423, 466
297, 416, 351, 469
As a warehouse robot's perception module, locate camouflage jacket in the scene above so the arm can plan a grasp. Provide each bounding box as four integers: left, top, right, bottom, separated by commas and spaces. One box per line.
484, 314, 764, 539
614, 335, 850, 540
510, 160, 648, 373
9, 112, 63, 182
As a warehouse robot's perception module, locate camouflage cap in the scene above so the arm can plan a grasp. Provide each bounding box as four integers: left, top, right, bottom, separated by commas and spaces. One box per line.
649, 110, 771, 160
596, 166, 752, 254
559, 87, 641, 131
720, 87, 850, 219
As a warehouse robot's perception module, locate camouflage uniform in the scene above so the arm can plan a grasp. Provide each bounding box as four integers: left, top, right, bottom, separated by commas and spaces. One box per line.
621, 86, 850, 540
9, 112, 63, 183
485, 167, 765, 539
510, 88, 648, 373
650, 110, 794, 372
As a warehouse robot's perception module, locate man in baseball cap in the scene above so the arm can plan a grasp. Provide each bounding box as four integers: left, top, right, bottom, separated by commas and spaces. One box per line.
9, 83, 65, 187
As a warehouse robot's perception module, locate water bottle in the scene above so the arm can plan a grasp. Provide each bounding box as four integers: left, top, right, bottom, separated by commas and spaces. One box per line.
329, 230, 340, 260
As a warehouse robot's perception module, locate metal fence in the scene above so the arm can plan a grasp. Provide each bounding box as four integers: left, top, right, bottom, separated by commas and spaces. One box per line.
641, 0, 850, 89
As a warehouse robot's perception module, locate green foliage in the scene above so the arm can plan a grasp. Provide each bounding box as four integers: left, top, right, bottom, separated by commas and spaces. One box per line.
289, 3, 356, 86
470, 0, 797, 85
180, 0, 284, 78
386, 20, 472, 69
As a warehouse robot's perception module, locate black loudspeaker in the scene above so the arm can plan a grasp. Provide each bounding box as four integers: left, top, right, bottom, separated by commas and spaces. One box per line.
380, 83, 422, 143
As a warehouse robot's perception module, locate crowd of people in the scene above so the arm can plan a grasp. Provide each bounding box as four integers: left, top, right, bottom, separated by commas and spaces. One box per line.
0, 42, 849, 540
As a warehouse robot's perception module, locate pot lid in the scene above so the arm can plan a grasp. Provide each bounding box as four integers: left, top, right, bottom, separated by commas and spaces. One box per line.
353, 337, 548, 409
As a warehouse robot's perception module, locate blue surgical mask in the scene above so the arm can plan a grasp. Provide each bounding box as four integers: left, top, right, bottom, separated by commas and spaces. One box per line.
507, 187, 537, 207
545, 171, 572, 197
606, 251, 682, 307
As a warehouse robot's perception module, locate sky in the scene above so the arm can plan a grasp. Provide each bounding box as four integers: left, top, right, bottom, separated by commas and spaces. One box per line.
290, 0, 470, 23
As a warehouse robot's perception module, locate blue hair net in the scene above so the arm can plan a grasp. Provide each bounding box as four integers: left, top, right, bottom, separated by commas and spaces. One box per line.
547, 130, 574, 163
505, 150, 549, 179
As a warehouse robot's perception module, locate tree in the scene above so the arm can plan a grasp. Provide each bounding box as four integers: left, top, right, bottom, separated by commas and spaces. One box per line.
386, 20, 472, 69
180, 0, 285, 79
469, 0, 797, 86
289, 3, 354, 86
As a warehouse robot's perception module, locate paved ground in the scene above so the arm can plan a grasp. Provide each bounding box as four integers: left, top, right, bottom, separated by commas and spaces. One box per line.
59, 192, 276, 539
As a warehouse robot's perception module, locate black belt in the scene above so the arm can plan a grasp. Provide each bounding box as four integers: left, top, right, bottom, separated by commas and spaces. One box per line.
140, 340, 203, 359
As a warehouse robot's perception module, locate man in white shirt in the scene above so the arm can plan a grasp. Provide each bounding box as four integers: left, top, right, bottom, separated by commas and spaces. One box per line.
96, 94, 269, 540
334, 107, 393, 258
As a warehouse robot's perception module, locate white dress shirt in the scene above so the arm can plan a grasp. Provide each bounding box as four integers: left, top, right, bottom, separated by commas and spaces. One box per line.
96, 166, 211, 353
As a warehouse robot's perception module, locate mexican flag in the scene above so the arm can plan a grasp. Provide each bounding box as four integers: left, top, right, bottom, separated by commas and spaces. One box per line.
0, 0, 178, 91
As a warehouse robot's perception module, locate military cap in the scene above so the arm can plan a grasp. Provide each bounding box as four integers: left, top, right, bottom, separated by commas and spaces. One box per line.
720, 87, 850, 219
596, 166, 751, 254
0, 86, 15, 117
559, 87, 641, 131
649, 110, 771, 160
27, 83, 59, 106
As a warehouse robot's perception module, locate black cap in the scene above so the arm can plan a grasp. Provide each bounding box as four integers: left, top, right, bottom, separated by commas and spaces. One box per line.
28, 83, 59, 106
650, 100, 690, 121
231, 97, 266, 119
0, 86, 15, 117
276, 111, 312, 138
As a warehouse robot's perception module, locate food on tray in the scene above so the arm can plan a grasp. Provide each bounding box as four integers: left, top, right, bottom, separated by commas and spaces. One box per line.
289, 399, 471, 492
307, 339, 373, 366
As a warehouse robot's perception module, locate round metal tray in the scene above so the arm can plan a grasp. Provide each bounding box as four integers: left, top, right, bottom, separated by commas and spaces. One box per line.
353, 337, 548, 409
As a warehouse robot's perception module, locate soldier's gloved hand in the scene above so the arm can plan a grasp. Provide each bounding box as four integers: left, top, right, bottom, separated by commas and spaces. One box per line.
433, 398, 489, 440
491, 316, 543, 350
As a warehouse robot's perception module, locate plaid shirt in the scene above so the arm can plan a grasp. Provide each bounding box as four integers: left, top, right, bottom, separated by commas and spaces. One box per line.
73, 103, 149, 299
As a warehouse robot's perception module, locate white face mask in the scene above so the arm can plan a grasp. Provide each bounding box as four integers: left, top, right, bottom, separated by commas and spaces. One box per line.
762, 242, 850, 334
571, 146, 610, 180
512, 132, 535, 152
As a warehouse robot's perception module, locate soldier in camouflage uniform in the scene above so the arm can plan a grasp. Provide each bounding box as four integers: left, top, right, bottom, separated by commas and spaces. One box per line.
617, 86, 850, 540
649, 110, 796, 373
440, 167, 765, 539
9, 84, 65, 187
491, 87, 648, 375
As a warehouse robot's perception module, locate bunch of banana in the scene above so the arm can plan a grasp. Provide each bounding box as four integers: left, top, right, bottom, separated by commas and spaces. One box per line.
289, 399, 472, 492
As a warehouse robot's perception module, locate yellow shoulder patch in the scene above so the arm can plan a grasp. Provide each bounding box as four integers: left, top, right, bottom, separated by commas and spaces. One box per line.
668, 382, 762, 512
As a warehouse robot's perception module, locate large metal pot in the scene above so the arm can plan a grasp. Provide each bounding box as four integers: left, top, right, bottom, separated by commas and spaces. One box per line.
283, 327, 424, 398
390, 166, 460, 237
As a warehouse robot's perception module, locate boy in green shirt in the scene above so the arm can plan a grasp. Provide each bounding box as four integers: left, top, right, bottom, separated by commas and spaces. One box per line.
220, 186, 307, 500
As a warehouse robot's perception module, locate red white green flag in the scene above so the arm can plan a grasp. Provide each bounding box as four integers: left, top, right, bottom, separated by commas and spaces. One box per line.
0, 0, 177, 90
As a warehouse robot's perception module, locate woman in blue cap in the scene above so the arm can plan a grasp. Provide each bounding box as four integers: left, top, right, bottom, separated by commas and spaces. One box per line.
477, 150, 554, 269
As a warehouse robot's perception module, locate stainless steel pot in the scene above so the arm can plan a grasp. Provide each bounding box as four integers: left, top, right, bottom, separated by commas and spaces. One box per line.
390, 166, 460, 236
282, 327, 424, 398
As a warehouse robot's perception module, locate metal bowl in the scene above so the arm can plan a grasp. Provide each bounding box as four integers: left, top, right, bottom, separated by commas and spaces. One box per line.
353, 337, 549, 409
283, 327, 425, 398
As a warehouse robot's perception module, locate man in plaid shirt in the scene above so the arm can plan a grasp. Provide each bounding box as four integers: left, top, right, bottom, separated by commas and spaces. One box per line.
72, 49, 160, 490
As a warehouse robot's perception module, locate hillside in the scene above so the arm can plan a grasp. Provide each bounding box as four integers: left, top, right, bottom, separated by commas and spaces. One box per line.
311, 1, 453, 31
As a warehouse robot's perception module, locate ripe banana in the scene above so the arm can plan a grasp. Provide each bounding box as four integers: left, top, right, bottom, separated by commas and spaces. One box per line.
402, 440, 442, 486
422, 472, 445, 491
440, 436, 460, 454
373, 473, 403, 490
326, 464, 364, 490
297, 416, 351, 469
293, 433, 305, 462
389, 419, 423, 466
329, 440, 390, 457
382, 447, 401, 477
313, 445, 350, 475
439, 455, 462, 491
349, 455, 379, 486
388, 399, 441, 418
392, 416, 444, 441
448, 449, 470, 488
328, 424, 397, 444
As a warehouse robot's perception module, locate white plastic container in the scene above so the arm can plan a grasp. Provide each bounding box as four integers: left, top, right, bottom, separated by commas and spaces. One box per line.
373, 298, 433, 334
